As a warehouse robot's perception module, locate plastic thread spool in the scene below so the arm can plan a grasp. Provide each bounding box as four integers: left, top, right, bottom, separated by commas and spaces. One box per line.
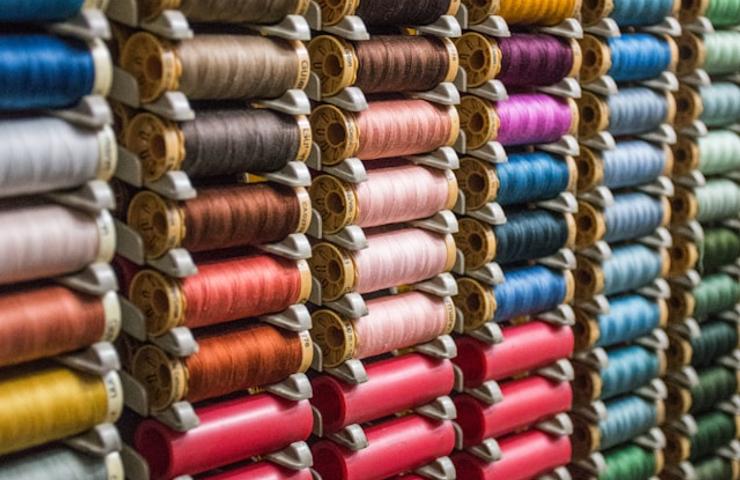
456, 157, 499, 211
674, 84, 703, 128
676, 31, 706, 76
311, 354, 455, 433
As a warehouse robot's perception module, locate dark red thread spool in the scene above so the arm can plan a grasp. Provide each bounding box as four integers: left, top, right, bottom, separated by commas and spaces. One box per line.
134, 394, 313, 479
0, 285, 116, 367
311, 354, 455, 433
130, 253, 311, 335
111, 254, 139, 294
455, 376, 573, 446
452, 430, 572, 480
454, 321, 574, 387
127, 183, 311, 259
312, 415, 456, 480
201, 463, 313, 480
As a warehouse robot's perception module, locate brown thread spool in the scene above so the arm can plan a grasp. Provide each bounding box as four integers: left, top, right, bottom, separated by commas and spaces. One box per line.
670, 187, 698, 226
668, 286, 695, 323
310, 100, 458, 166
671, 137, 701, 176
460, 0, 497, 25
576, 91, 610, 139
667, 331, 693, 370
665, 382, 691, 417
137, 0, 309, 24
676, 31, 707, 76
679, 0, 709, 22
454, 217, 497, 271
125, 110, 311, 182
127, 184, 311, 259
574, 255, 605, 300
316, 0, 458, 27
579, 34, 612, 85
454, 32, 502, 88
575, 146, 605, 193
664, 430, 691, 464
455, 157, 499, 211
309, 35, 458, 97
669, 236, 699, 277
571, 414, 600, 459
573, 309, 601, 351
574, 201, 607, 249
132, 325, 313, 411
581, 0, 614, 27
457, 95, 500, 151
573, 361, 602, 404
120, 33, 309, 103
673, 84, 703, 128
454, 277, 496, 333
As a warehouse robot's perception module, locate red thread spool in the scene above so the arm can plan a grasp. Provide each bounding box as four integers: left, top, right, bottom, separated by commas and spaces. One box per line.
453, 431, 572, 480
312, 415, 456, 480
455, 376, 573, 446
0, 285, 117, 367
134, 394, 313, 480
202, 463, 313, 480
454, 321, 574, 387
311, 354, 455, 433
112, 254, 139, 294
130, 253, 311, 335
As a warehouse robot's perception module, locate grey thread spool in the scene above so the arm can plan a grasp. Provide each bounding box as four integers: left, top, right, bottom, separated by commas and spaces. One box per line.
0, 447, 109, 480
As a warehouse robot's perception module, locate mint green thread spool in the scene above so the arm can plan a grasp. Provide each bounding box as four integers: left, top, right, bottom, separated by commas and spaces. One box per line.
707, 0, 740, 27
700, 84, 740, 128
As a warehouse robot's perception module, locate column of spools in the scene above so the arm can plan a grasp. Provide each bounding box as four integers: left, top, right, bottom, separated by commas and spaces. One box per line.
0, 2, 125, 479
449, 2, 582, 479
306, 2, 463, 479
104, 2, 318, 479
569, 2, 683, 479
659, 2, 740, 479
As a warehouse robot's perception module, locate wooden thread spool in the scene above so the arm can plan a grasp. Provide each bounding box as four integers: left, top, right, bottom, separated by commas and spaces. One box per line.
455, 157, 499, 211
315, 0, 459, 26
670, 187, 698, 225
131, 331, 313, 411
120, 32, 309, 103
671, 137, 700, 177
669, 236, 699, 276
573, 256, 604, 300
462, 0, 497, 25
454, 217, 497, 271
579, 34, 612, 84
127, 187, 311, 259
573, 309, 601, 351
129, 261, 312, 336
458, 95, 501, 151
581, 0, 614, 27
664, 430, 691, 465
454, 32, 502, 88
309, 234, 457, 302
667, 332, 693, 371
676, 31, 707, 76
573, 361, 602, 404
668, 287, 695, 323
110, 100, 134, 143
454, 277, 496, 333
674, 84, 703, 128
576, 91, 610, 139
571, 414, 601, 459
575, 146, 604, 193
136, 0, 310, 23
665, 382, 691, 417
678, 0, 709, 23
574, 201, 607, 248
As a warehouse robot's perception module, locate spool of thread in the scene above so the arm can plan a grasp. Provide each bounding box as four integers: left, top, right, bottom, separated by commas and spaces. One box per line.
310, 228, 456, 301
452, 431, 572, 480
699, 227, 740, 274
138, 0, 309, 23
674, 83, 704, 128
575, 193, 668, 248
574, 295, 666, 351
577, 88, 674, 139
455, 376, 572, 446
0, 202, 114, 285
120, 33, 309, 103
694, 456, 739, 480
463, 0, 579, 26
0, 362, 120, 455
688, 321, 739, 368
316, 0, 456, 26
0, 116, 115, 198
0, 0, 90, 22
112, 254, 139, 295
0, 447, 118, 480
692, 273, 740, 320
672, 130, 740, 177
455, 32, 580, 89
685, 366, 738, 416
453, 321, 574, 387
135, 395, 312, 479
310, 99, 458, 166
573, 395, 663, 457
309, 35, 457, 97
311, 292, 455, 367
459, 93, 577, 150
456, 153, 574, 210
130, 253, 311, 335
679, 31, 740, 76
132, 323, 312, 410
706, 0, 740, 26
669, 235, 699, 277
311, 162, 457, 234
110, 177, 137, 220
686, 411, 737, 462
0, 33, 110, 110
574, 345, 664, 402
311, 354, 455, 433
0, 286, 118, 367
201, 463, 312, 480
455, 210, 575, 270
312, 415, 456, 480
126, 109, 312, 182
128, 184, 311, 259
575, 244, 668, 299
598, 444, 662, 480
699, 83, 740, 127
579, 33, 675, 84
672, 180, 740, 225
582, 0, 677, 26
576, 141, 670, 192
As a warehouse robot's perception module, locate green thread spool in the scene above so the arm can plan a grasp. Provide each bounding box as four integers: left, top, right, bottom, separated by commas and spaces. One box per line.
707, 0, 740, 27
692, 320, 739, 368
699, 227, 740, 274
692, 273, 740, 320
697, 130, 740, 176
700, 86, 740, 128
694, 455, 737, 480
690, 366, 738, 415
690, 411, 737, 461
599, 444, 657, 480
695, 179, 740, 224
704, 31, 740, 76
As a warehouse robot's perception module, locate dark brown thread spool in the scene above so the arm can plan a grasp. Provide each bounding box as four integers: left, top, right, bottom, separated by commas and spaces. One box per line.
137, 0, 309, 24
120, 33, 310, 103
316, 0, 457, 27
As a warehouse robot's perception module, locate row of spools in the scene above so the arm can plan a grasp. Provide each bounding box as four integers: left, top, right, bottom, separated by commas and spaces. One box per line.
0, 0, 738, 479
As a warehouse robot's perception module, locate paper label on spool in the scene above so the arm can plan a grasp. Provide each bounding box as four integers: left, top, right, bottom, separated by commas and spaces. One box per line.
95, 210, 116, 263
294, 187, 313, 234
96, 125, 117, 181
291, 40, 311, 90
295, 115, 313, 163
100, 291, 122, 342
443, 169, 460, 210
569, 38, 583, 79
89, 38, 113, 96
296, 259, 313, 304
105, 452, 124, 480
298, 330, 314, 373
563, 270, 576, 305
442, 297, 457, 334
103, 370, 124, 423
440, 37, 460, 84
